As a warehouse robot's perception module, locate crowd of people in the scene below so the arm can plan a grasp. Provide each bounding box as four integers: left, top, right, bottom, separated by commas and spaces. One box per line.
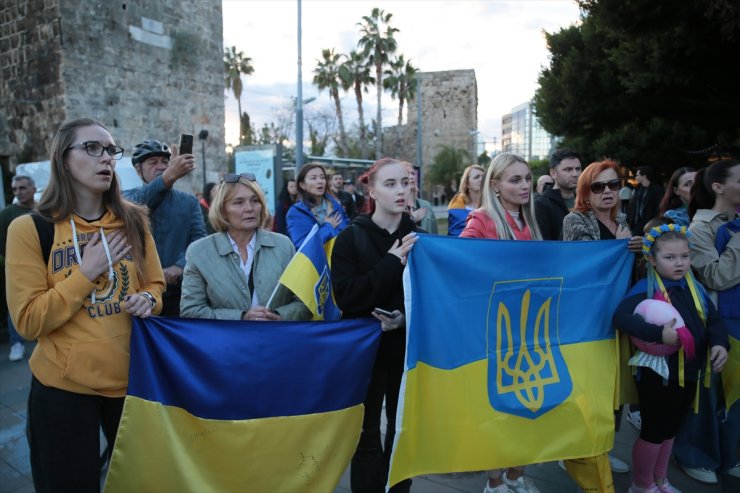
2, 117, 739, 493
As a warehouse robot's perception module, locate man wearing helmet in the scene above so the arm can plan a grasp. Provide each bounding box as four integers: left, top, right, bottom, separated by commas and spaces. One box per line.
125, 139, 207, 316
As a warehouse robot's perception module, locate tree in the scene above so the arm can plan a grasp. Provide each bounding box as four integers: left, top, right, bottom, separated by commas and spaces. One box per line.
305, 108, 336, 157
428, 145, 468, 196
384, 55, 417, 128
339, 50, 374, 159
357, 8, 399, 159
534, 0, 740, 170
224, 46, 254, 131
314, 48, 350, 157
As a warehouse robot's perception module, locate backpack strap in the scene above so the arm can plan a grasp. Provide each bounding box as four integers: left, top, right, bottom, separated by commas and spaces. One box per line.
31, 214, 54, 265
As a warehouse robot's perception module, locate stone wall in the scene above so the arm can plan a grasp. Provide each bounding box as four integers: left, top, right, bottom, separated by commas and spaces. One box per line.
382, 70, 477, 196
0, 0, 225, 193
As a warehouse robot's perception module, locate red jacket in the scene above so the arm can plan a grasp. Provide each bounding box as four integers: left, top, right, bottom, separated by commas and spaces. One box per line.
460, 208, 532, 240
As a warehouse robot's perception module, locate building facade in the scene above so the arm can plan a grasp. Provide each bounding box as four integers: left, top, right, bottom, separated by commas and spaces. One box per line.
0, 0, 225, 195
501, 100, 553, 161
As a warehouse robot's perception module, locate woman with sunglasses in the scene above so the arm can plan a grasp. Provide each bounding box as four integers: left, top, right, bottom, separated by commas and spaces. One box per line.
6, 118, 165, 492
180, 173, 310, 321
286, 162, 349, 249
560, 160, 641, 492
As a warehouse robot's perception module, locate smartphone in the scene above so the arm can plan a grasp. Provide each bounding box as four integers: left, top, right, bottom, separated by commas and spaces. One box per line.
179, 133, 193, 155
373, 308, 395, 317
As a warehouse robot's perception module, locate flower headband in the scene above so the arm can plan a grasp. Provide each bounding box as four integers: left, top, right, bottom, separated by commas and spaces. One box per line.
642, 223, 691, 257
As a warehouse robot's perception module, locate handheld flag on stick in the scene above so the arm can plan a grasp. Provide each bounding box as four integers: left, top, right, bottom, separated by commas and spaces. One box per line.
274, 224, 341, 320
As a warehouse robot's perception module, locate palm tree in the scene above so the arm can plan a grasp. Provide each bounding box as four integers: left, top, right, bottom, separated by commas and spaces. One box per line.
224, 46, 254, 142
357, 8, 398, 159
313, 48, 349, 156
339, 50, 374, 160
384, 55, 417, 128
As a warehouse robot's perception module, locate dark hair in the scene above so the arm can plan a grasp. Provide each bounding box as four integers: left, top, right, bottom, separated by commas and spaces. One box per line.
358, 157, 404, 214
295, 162, 327, 205
636, 165, 657, 183
278, 178, 297, 203
549, 148, 581, 169
658, 167, 695, 216
36, 118, 150, 275
202, 182, 217, 206
688, 159, 740, 217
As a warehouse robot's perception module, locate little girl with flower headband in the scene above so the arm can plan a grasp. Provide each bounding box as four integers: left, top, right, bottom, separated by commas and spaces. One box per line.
613, 223, 729, 493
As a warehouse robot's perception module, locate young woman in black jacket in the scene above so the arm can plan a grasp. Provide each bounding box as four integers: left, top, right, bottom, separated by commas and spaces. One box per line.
331, 157, 418, 493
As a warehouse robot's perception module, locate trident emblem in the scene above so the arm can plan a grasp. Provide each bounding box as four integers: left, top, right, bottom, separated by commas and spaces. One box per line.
314, 265, 331, 316
487, 279, 572, 419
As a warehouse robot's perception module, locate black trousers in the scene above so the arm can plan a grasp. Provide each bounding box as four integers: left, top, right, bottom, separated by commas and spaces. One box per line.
27, 377, 124, 493
635, 368, 696, 444
351, 331, 411, 493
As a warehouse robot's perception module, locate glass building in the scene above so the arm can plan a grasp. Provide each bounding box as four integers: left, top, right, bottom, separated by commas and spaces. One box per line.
502, 100, 553, 161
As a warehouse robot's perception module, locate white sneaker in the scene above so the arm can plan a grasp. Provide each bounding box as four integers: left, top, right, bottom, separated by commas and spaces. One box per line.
483, 483, 513, 493
608, 453, 629, 473
680, 464, 717, 484
9, 342, 24, 362
726, 462, 740, 479
626, 409, 642, 430
502, 472, 540, 493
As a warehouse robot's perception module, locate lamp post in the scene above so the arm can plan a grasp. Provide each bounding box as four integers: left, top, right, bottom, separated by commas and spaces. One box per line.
198, 129, 209, 191
296, 0, 304, 170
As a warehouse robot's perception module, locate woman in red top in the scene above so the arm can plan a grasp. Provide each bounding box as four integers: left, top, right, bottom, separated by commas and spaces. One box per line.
461, 152, 542, 493
461, 152, 541, 241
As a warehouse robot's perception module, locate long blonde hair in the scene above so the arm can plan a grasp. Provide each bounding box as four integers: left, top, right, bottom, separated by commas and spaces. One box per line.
36, 118, 150, 272
455, 164, 485, 207
481, 152, 542, 240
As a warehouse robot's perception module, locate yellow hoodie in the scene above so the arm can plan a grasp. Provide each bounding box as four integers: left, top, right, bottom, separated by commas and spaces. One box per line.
6, 211, 164, 397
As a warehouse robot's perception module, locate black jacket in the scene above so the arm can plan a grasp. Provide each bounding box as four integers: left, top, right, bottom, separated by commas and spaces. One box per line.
535, 187, 570, 240
628, 184, 664, 235
331, 213, 416, 319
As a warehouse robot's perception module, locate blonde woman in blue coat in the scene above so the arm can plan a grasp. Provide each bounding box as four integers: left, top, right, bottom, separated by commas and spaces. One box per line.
180, 173, 310, 321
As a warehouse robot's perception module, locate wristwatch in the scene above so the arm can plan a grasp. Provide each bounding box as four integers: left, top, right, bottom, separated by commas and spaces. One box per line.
139, 291, 156, 308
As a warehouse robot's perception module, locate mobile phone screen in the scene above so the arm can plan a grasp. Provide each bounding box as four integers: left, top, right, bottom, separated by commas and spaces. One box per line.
179, 134, 193, 155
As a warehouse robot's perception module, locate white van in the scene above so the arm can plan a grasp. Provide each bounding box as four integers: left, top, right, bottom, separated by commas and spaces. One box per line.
14, 158, 143, 202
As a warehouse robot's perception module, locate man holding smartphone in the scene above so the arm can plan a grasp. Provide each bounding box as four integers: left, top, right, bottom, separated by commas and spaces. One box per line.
125, 138, 207, 316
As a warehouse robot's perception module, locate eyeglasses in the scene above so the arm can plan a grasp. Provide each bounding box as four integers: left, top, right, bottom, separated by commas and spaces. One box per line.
221, 173, 257, 183
66, 141, 124, 160
590, 179, 621, 194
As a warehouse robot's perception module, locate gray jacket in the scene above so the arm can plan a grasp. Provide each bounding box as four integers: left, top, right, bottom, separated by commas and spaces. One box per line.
562, 210, 628, 241
689, 209, 740, 304
180, 229, 310, 321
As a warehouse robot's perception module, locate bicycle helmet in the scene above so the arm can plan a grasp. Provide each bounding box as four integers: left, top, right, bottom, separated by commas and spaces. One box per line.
131, 139, 171, 166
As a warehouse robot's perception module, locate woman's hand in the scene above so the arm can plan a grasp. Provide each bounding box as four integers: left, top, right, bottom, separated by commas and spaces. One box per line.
661, 318, 678, 345
388, 232, 418, 265
410, 207, 427, 224
79, 230, 131, 282
372, 309, 405, 331
627, 235, 643, 253
326, 210, 343, 229
241, 306, 281, 321
710, 345, 728, 373
124, 293, 153, 318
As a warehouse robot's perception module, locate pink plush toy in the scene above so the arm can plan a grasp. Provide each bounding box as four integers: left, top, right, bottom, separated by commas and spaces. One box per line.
632, 293, 695, 359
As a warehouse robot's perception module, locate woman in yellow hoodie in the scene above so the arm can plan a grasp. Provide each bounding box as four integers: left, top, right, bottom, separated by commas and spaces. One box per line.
6, 118, 165, 493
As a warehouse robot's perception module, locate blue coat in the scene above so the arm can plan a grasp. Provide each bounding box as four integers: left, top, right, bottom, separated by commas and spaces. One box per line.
124, 176, 207, 269
286, 196, 349, 249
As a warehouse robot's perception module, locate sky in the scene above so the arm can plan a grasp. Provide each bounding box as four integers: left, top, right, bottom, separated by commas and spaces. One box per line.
222, 0, 582, 154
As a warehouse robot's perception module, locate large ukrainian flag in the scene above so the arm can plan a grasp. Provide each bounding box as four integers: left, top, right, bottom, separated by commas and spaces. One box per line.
279, 224, 341, 320
388, 235, 633, 486
104, 316, 380, 493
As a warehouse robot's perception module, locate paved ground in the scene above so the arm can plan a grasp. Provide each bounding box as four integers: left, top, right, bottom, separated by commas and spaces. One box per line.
1, 339, 736, 493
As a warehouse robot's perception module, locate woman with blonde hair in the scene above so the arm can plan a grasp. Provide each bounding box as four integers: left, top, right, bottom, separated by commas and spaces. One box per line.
180, 173, 310, 321
461, 152, 541, 493
447, 164, 485, 236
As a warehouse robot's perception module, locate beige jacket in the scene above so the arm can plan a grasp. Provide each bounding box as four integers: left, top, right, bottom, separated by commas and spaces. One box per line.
688, 209, 740, 304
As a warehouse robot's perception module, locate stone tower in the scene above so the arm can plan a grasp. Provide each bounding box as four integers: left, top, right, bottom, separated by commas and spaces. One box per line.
0, 0, 225, 194
382, 69, 478, 196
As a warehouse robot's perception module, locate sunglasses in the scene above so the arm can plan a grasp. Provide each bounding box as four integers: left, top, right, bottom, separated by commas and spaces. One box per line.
221, 173, 257, 183
590, 179, 621, 194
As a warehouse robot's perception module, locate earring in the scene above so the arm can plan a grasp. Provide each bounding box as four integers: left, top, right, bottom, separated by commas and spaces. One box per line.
495, 190, 501, 197
586, 199, 590, 204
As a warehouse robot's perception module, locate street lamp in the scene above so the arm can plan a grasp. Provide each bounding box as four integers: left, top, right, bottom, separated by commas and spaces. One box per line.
295, 96, 316, 168
198, 129, 209, 191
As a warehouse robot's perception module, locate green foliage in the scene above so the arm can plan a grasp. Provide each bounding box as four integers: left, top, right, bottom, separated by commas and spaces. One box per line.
534, 0, 740, 170
528, 159, 549, 179
240, 112, 253, 146
224, 46, 254, 131
384, 55, 417, 127
339, 50, 374, 159
314, 48, 349, 156
478, 151, 491, 166
428, 145, 468, 193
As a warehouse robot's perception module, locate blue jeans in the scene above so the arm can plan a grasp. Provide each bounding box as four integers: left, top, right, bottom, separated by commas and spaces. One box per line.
7, 314, 23, 345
